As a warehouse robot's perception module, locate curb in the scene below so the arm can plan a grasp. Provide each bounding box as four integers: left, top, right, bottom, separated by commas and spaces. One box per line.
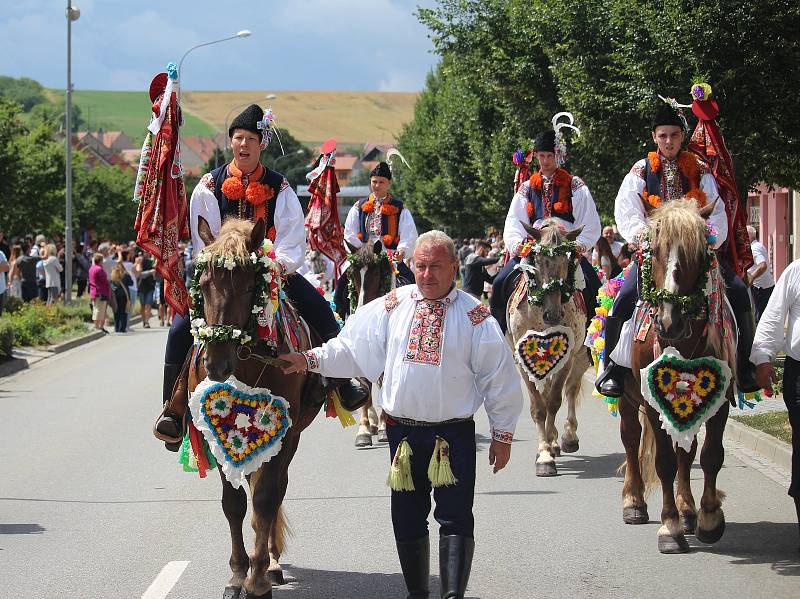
47, 330, 105, 353
724, 418, 793, 473
0, 357, 28, 378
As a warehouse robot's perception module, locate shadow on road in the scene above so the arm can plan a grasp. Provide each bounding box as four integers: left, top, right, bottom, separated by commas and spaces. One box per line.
692, 521, 800, 576
275, 563, 481, 598
554, 452, 626, 480
0, 523, 45, 535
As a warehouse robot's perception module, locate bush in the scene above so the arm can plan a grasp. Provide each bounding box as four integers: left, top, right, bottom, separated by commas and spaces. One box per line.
4, 295, 23, 314
0, 300, 92, 349
0, 320, 13, 358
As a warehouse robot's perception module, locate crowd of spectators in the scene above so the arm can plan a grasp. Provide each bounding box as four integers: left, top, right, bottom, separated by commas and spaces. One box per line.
0, 229, 195, 334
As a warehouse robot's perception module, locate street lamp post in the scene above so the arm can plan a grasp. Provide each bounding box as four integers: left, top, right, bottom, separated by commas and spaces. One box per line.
177, 30, 251, 104
64, 2, 80, 304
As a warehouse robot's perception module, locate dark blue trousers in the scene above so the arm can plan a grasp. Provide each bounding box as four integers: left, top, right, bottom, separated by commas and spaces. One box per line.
783, 357, 800, 499
164, 272, 340, 364
386, 418, 476, 543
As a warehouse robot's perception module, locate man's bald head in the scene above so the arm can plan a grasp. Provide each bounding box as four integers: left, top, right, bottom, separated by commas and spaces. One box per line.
746, 225, 757, 242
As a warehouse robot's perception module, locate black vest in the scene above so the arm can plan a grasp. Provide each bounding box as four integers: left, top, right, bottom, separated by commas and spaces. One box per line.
643, 155, 691, 200
356, 196, 405, 250
209, 163, 284, 232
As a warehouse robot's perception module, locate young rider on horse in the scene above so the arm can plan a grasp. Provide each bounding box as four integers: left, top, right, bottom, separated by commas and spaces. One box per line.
596, 101, 759, 398
490, 127, 602, 334
155, 105, 367, 446
332, 160, 418, 316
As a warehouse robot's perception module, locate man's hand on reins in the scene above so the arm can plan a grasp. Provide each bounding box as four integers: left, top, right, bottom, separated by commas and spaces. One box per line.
278, 352, 308, 374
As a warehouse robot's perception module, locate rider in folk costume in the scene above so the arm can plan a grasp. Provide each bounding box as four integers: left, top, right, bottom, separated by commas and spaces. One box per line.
155, 104, 366, 446
490, 118, 602, 334
281, 231, 523, 599
597, 99, 759, 398
332, 156, 419, 316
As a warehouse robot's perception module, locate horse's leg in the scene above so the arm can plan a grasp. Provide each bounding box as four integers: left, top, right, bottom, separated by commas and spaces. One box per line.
676, 440, 698, 534
527, 378, 556, 476
367, 404, 379, 434
646, 406, 688, 554
545, 381, 563, 458
560, 358, 585, 454
619, 388, 648, 524
266, 437, 300, 586
376, 408, 388, 443
220, 467, 249, 597
355, 397, 373, 448
696, 401, 729, 544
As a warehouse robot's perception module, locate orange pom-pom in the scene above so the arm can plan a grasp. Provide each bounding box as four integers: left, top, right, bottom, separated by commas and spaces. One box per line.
526, 202, 534, 218
383, 234, 396, 247
381, 204, 399, 216
553, 202, 566, 213
684, 187, 707, 208
361, 201, 374, 213
357, 232, 364, 241
648, 152, 661, 173
267, 226, 276, 242
221, 177, 245, 200
677, 151, 700, 184
647, 194, 661, 208
245, 182, 273, 206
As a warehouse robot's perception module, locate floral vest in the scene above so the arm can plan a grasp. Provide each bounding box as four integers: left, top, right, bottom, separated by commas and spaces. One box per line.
356, 195, 405, 250
641, 151, 706, 209
525, 169, 575, 224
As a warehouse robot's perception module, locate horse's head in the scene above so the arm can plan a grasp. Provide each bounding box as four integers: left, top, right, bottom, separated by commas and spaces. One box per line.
646, 199, 715, 341
520, 219, 583, 326
195, 216, 265, 381
345, 240, 395, 309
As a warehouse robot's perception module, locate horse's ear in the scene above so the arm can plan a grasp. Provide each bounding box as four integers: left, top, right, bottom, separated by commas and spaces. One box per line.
345, 240, 359, 254
249, 218, 267, 251
565, 225, 584, 242
197, 216, 215, 246
521, 220, 541, 242
373, 240, 383, 255
698, 198, 718, 220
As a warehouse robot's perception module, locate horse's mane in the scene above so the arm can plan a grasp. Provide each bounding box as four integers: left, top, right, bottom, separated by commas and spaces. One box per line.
649, 199, 707, 270
353, 242, 377, 263
204, 218, 254, 262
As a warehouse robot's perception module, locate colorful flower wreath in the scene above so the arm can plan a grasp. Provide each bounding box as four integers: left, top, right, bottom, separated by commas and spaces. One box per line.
516, 239, 579, 305
346, 249, 394, 312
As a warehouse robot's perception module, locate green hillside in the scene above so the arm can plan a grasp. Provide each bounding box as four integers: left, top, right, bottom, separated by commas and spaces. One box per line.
64, 90, 216, 139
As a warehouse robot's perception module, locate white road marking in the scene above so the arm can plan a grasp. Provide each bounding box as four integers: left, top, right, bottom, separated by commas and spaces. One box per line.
141, 561, 190, 599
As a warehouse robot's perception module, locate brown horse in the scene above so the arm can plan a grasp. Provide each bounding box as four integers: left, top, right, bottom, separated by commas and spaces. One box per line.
618, 199, 735, 554
343, 240, 396, 447
506, 220, 591, 476
190, 217, 323, 598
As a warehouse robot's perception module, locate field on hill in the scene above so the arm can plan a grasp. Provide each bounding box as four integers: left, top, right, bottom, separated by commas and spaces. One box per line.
64, 90, 217, 140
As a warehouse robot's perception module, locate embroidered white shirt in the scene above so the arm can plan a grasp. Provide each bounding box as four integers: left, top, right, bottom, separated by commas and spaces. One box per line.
305, 285, 523, 441
503, 176, 601, 256
614, 160, 728, 250
189, 170, 306, 273
343, 199, 419, 255
750, 260, 800, 365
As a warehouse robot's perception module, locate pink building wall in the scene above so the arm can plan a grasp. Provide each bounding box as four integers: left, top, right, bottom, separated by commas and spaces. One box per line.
747, 185, 791, 280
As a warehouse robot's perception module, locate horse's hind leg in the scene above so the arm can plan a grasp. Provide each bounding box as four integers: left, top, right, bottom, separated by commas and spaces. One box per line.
697, 401, 729, 544
619, 391, 648, 524
376, 408, 388, 443
220, 468, 249, 596
367, 404, 379, 435
355, 399, 373, 447
676, 440, 698, 534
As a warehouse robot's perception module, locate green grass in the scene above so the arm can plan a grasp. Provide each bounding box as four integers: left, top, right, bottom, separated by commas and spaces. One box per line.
0, 298, 93, 355
731, 412, 792, 445
64, 90, 216, 139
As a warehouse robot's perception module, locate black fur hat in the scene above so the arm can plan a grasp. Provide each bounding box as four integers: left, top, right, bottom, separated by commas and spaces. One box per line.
651, 102, 684, 131
370, 161, 392, 180
228, 104, 264, 140
533, 130, 556, 153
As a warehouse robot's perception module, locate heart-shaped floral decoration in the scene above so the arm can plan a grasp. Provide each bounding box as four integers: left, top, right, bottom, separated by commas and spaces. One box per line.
640, 347, 731, 451
190, 376, 291, 489
515, 326, 574, 388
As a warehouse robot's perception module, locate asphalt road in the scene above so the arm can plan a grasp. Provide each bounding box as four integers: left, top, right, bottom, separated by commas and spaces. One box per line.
1, 324, 798, 599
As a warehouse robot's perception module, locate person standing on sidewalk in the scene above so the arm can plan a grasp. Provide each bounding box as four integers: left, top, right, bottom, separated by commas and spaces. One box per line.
88, 253, 111, 333
280, 231, 523, 599
461, 240, 499, 299
750, 258, 800, 551
746, 225, 775, 320
42, 244, 63, 304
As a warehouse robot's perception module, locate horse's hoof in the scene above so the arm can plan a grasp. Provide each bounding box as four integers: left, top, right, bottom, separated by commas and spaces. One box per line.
658, 533, 690, 554
550, 445, 561, 458
696, 515, 726, 544
241, 591, 272, 599
536, 461, 557, 477
561, 438, 579, 453
223, 586, 242, 599
377, 429, 388, 443
680, 512, 697, 535
354, 433, 372, 447
623, 506, 649, 524
268, 569, 285, 585
368, 425, 378, 435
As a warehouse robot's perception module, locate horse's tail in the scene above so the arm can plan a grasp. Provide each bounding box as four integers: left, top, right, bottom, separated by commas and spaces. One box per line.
639, 410, 660, 498
271, 505, 293, 557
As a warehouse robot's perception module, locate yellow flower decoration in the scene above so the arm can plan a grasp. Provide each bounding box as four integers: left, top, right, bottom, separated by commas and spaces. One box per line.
692, 369, 716, 398
534, 360, 550, 374
671, 396, 694, 418
593, 337, 605, 353
657, 367, 676, 393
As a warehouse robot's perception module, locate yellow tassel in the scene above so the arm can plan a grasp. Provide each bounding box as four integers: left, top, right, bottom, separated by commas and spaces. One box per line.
428, 436, 458, 488
332, 391, 357, 428
387, 438, 415, 491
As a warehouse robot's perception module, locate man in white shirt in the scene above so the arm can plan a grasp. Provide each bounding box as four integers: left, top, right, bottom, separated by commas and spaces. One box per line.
280, 230, 523, 599
750, 259, 800, 548
746, 225, 775, 320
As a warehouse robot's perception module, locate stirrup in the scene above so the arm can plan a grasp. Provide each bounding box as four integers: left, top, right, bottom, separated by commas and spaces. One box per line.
153, 410, 185, 444
596, 362, 626, 398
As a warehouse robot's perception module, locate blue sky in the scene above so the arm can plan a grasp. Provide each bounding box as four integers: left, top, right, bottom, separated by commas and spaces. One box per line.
3, 0, 439, 92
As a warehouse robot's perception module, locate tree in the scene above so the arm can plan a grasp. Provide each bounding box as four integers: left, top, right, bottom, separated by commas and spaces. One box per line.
72, 160, 137, 242
28, 96, 84, 132
0, 76, 46, 111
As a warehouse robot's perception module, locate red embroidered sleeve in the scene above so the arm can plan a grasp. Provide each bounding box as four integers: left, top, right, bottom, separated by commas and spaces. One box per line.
302, 349, 320, 371
384, 289, 400, 312
570, 176, 585, 192
280, 178, 290, 191
629, 162, 646, 180
467, 304, 491, 326
200, 173, 215, 191
492, 430, 514, 444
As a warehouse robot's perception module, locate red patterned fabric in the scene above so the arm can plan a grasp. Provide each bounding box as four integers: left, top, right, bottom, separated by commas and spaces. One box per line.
688, 100, 753, 276
306, 152, 346, 281
133, 84, 189, 316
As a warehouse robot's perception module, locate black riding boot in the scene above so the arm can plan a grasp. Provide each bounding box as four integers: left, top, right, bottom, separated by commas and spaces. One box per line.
396, 535, 430, 598
439, 535, 474, 599
154, 362, 183, 451
595, 315, 626, 399
736, 314, 761, 394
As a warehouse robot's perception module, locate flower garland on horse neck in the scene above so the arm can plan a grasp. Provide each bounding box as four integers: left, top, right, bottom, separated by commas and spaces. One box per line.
515, 239, 580, 305
220, 162, 276, 221
189, 239, 282, 346
345, 249, 395, 311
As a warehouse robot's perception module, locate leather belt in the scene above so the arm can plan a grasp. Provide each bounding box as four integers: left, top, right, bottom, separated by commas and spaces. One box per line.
387, 415, 473, 428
